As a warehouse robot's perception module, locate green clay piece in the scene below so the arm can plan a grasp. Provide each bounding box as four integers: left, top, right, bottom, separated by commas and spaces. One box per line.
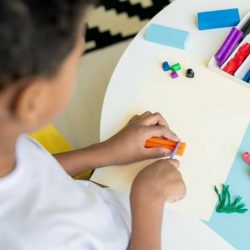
214, 184, 248, 214
170, 63, 181, 71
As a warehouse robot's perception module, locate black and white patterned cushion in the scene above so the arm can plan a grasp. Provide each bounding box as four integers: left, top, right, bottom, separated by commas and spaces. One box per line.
85, 0, 170, 53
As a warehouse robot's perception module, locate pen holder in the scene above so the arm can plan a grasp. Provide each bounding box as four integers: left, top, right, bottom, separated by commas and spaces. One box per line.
209, 11, 250, 88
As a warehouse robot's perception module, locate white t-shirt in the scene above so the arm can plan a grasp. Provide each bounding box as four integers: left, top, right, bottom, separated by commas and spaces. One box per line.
0, 135, 131, 250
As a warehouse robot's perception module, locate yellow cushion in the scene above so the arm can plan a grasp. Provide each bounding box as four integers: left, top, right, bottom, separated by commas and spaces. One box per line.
30, 125, 92, 180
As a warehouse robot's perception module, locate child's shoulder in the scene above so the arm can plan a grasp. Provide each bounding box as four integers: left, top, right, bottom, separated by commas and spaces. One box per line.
16, 134, 64, 178
19, 134, 47, 151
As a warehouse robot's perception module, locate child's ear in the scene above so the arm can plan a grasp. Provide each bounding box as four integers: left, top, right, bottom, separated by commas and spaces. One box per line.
13, 80, 50, 131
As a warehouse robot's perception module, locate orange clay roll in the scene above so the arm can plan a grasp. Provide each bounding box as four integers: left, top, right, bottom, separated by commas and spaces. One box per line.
145, 137, 186, 156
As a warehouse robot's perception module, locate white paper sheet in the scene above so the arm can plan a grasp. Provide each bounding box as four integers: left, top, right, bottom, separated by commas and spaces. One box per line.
92, 50, 250, 220
162, 208, 234, 250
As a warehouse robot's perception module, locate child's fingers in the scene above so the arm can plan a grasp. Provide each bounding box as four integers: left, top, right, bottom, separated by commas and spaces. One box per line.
146, 125, 179, 142
139, 111, 152, 118
128, 111, 152, 123
145, 147, 171, 158
168, 159, 180, 169
129, 114, 140, 122
169, 195, 186, 203
141, 112, 169, 127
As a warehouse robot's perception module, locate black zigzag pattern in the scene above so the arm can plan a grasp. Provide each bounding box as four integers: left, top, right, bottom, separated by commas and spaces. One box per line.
96, 0, 169, 20
85, 0, 170, 53
85, 27, 135, 53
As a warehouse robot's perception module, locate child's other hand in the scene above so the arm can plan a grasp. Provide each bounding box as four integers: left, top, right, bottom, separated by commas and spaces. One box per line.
104, 112, 179, 165
131, 159, 186, 204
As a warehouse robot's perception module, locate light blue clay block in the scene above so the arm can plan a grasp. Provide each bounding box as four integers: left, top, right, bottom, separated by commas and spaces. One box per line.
145, 23, 190, 50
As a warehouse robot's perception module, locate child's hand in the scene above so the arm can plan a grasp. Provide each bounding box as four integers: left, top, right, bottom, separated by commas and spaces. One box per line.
103, 112, 179, 165
129, 160, 185, 250
131, 159, 186, 204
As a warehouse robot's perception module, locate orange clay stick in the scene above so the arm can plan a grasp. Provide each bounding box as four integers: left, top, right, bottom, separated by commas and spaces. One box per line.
145, 137, 186, 156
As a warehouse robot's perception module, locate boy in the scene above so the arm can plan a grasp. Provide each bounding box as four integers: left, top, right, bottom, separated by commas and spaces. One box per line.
0, 0, 186, 249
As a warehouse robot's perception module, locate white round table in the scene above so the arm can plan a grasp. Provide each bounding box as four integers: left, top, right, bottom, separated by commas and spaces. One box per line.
95, 1, 249, 249
100, 0, 249, 141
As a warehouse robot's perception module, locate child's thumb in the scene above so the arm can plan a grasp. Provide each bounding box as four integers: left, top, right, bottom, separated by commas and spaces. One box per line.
147, 148, 170, 159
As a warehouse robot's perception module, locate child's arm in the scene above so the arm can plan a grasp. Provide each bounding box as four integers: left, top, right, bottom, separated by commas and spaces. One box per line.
128, 159, 186, 250
54, 142, 114, 176
54, 112, 179, 176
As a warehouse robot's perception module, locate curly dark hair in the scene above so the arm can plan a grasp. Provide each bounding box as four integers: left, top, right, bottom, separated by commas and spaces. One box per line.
0, 0, 94, 91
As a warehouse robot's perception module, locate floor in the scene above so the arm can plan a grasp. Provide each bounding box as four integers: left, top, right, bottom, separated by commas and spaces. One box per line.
54, 40, 132, 149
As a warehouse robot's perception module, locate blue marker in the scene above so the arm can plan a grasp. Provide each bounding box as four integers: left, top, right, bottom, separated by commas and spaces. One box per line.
243, 69, 250, 83
170, 141, 181, 159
